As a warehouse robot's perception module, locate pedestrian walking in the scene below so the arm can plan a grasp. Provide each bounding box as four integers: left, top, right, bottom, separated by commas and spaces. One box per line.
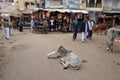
9, 20, 13, 35
31, 19, 34, 33
80, 16, 89, 43
43, 19, 48, 34
15, 19, 19, 30
87, 19, 94, 40
19, 20, 24, 32
50, 19, 54, 31
3, 19, 10, 40
72, 18, 79, 41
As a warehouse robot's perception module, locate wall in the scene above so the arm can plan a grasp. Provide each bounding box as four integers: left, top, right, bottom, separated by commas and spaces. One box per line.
18, 0, 25, 10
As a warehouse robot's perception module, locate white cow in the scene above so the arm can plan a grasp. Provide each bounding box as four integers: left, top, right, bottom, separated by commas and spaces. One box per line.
106, 28, 120, 51
47, 46, 81, 70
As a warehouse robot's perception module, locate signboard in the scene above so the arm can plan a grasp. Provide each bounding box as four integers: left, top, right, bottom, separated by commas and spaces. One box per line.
68, 1, 80, 9
27, 5, 36, 9
62, 0, 80, 9
45, 0, 61, 8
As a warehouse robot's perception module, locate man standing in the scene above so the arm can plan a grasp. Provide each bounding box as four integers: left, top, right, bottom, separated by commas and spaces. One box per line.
72, 18, 79, 41
80, 16, 89, 42
43, 19, 48, 34
19, 20, 24, 32
4, 19, 10, 40
31, 19, 34, 33
87, 19, 94, 40
50, 19, 54, 31
9, 20, 13, 35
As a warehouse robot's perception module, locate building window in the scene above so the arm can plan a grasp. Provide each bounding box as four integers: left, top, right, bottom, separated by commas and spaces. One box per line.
86, 0, 95, 7
86, 0, 102, 8
89, 0, 95, 7
31, 2, 35, 5
9, 0, 14, 2
86, 0, 89, 7
25, 2, 29, 8
96, 0, 102, 8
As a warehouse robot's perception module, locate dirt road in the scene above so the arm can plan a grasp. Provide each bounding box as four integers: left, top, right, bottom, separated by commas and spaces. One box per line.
0, 30, 120, 80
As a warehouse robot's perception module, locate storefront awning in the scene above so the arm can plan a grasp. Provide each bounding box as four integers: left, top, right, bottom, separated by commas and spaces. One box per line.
23, 9, 33, 14
86, 8, 103, 12
71, 10, 88, 14
42, 9, 88, 14
103, 10, 120, 13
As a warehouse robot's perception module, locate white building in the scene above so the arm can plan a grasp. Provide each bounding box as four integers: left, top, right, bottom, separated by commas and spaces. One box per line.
103, 0, 120, 13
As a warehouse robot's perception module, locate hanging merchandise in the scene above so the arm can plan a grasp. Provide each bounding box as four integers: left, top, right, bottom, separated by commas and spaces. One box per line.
46, 12, 50, 17
58, 13, 62, 19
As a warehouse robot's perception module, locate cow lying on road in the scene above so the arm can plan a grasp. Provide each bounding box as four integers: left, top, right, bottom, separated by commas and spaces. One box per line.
47, 46, 81, 70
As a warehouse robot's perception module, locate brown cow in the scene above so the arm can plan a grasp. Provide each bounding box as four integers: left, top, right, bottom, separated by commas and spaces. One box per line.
94, 22, 108, 35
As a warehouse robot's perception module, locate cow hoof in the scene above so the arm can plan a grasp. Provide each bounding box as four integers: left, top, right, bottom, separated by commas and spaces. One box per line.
63, 67, 68, 70
60, 62, 62, 64
111, 49, 113, 52
106, 48, 109, 51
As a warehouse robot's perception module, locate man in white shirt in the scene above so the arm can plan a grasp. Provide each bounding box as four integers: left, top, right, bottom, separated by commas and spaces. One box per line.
87, 19, 94, 40
31, 19, 34, 33
50, 19, 54, 31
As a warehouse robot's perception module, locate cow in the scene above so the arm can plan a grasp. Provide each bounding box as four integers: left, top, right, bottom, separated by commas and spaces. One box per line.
94, 22, 108, 35
106, 28, 120, 51
47, 46, 81, 70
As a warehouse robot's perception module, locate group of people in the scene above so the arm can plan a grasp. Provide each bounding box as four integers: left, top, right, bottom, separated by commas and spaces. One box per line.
1, 15, 94, 42
30, 16, 95, 43
30, 18, 49, 34
30, 16, 73, 33
72, 16, 95, 43
14, 19, 24, 32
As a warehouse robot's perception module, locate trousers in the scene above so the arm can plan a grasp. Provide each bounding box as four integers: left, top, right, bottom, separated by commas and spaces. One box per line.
88, 30, 92, 39
73, 30, 77, 40
82, 32, 88, 42
3, 27, 10, 39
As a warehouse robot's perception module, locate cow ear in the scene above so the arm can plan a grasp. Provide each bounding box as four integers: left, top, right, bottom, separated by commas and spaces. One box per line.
60, 45, 63, 48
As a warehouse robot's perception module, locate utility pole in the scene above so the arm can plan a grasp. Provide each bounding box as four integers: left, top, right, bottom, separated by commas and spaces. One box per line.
35, 0, 37, 7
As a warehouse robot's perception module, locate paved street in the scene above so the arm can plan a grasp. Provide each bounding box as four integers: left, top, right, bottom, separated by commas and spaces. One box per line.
0, 29, 120, 80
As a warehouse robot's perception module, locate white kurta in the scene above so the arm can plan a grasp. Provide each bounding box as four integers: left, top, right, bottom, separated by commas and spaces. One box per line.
31, 20, 34, 32
82, 22, 89, 42
3, 27, 9, 39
